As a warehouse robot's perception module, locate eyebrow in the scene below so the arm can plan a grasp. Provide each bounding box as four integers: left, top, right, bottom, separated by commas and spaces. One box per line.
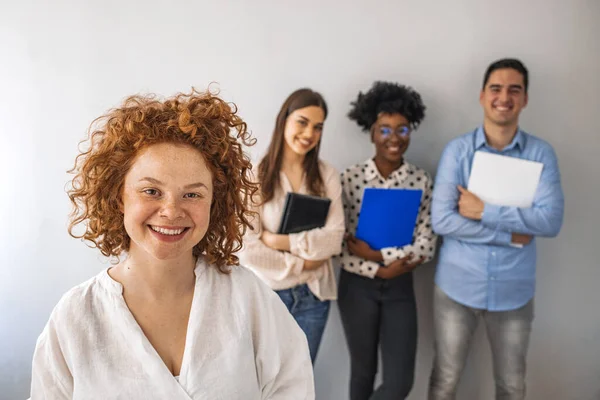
297, 115, 324, 126
139, 177, 208, 190
489, 84, 523, 90
379, 124, 409, 128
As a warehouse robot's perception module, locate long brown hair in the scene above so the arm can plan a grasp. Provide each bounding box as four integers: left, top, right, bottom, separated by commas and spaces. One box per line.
258, 88, 328, 203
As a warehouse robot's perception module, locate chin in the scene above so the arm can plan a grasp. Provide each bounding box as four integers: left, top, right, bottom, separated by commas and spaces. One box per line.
143, 243, 194, 261
149, 250, 186, 261
385, 155, 404, 164
492, 118, 516, 127
293, 147, 312, 156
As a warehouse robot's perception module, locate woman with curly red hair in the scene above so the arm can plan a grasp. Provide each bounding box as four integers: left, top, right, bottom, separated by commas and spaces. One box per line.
29, 89, 315, 399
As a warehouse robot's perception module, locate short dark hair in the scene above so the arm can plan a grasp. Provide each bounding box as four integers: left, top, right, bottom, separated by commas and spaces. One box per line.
483, 58, 529, 92
348, 81, 426, 131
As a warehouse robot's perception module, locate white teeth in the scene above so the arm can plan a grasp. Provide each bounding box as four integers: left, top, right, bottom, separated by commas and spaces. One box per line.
298, 139, 311, 146
150, 226, 185, 235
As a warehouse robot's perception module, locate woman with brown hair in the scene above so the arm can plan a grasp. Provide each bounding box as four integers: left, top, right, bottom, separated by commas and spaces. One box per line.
239, 88, 344, 364
29, 89, 314, 399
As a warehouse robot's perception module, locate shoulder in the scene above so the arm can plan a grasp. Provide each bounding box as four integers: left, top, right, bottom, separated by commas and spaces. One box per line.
38, 270, 111, 348
522, 131, 557, 157
318, 159, 341, 179
202, 265, 294, 332
405, 161, 432, 180
202, 263, 280, 304
49, 270, 108, 323
340, 161, 367, 179
249, 162, 262, 183
443, 131, 477, 155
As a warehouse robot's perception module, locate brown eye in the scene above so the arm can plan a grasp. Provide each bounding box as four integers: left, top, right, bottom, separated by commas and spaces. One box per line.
143, 189, 159, 196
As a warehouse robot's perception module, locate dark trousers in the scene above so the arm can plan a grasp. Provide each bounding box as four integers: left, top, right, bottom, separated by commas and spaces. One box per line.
338, 268, 418, 400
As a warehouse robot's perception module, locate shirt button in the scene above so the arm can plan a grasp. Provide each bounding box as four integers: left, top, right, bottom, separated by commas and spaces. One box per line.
490, 276, 496, 280
491, 252, 496, 256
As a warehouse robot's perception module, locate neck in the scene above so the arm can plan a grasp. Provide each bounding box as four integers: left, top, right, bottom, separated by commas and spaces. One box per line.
482, 119, 519, 150
374, 156, 403, 179
281, 145, 305, 170
113, 247, 197, 300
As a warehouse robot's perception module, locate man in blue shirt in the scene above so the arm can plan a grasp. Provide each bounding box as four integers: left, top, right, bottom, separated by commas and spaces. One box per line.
428, 58, 565, 400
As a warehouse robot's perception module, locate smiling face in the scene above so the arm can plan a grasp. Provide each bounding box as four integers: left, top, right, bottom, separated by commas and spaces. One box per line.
371, 112, 411, 166
121, 142, 213, 262
480, 67, 528, 129
282, 105, 325, 158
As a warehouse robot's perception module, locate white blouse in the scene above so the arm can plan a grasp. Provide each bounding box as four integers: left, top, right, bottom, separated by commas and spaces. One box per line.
238, 160, 345, 300
29, 259, 314, 400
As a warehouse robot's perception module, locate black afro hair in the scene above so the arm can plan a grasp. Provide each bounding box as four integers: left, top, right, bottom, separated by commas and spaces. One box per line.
348, 81, 426, 132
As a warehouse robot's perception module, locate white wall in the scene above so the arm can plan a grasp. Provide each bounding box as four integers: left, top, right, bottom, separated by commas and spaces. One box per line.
1, 0, 599, 399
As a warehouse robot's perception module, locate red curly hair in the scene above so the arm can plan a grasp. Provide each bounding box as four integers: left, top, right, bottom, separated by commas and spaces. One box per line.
67, 88, 258, 271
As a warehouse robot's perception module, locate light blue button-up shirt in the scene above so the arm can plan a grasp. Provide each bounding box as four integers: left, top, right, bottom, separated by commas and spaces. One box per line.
431, 126, 564, 311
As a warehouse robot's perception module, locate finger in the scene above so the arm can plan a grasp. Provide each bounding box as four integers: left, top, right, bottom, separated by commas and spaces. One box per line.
398, 254, 412, 262
354, 237, 366, 246
457, 185, 467, 194
409, 256, 427, 268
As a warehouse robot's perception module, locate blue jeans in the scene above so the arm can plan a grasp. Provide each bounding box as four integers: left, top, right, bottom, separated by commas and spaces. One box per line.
428, 285, 534, 400
275, 284, 330, 363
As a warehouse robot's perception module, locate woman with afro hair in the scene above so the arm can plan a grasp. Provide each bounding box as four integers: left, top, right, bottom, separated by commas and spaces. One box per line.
29, 88, 315, 399
336, 81, 438, 399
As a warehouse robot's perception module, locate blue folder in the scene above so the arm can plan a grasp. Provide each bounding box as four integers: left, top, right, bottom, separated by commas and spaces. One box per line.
355, 188, 423, 250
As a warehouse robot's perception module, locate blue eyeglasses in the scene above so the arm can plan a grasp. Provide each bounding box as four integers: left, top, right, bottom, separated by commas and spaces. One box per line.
378, 125, 412, 138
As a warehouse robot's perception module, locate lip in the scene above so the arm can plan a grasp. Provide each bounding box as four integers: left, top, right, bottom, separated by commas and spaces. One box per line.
386, 143, 404, 154
296, 138, 313, 148
148, 225, 190, 243
493, 104, 513, 112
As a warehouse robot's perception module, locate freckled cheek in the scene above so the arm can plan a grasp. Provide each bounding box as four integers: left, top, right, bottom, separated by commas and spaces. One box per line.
190, 203, 212, 228
123, 203, 157, 225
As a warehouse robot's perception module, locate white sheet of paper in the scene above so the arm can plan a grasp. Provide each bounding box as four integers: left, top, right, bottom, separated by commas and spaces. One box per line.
467, 151, 543, 208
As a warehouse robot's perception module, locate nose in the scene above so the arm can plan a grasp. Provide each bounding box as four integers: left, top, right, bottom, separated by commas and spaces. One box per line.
303, 127, 318, 139
499, 89, 510, 103
159, 196, 185, 221
386, 135, 401, 144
